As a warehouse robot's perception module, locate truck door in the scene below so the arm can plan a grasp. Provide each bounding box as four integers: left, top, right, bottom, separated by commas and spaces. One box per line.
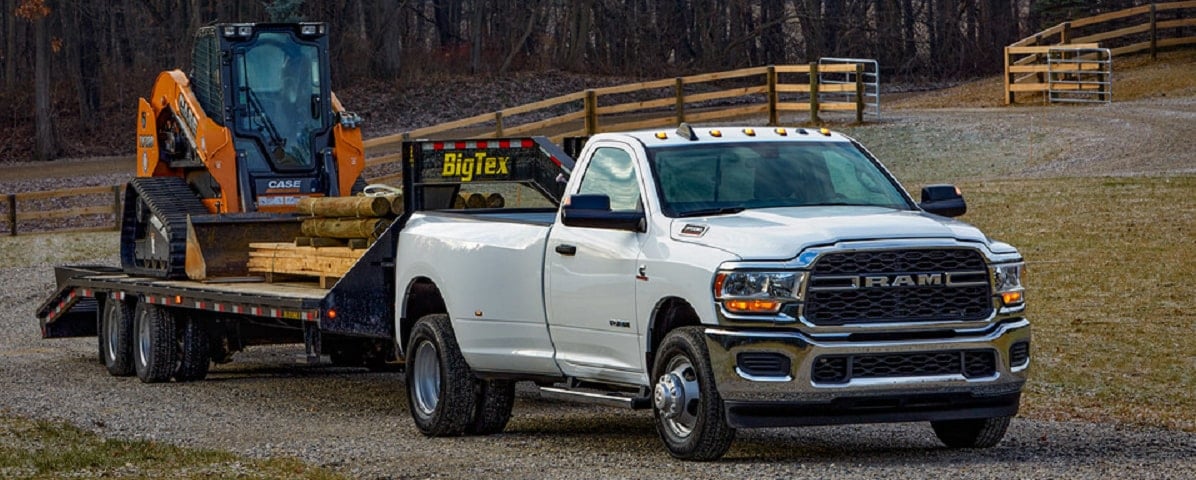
545, 143, 647, 385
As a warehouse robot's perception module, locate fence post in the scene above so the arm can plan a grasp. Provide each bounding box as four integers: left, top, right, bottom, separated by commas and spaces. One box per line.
767, 65, 779, 126
854, 64, 865, 124
111, 185, 123, 231
495, 111, 504, 137
584, 89, 598, 135
809, 62, 820, 124
7, 194, 16, 236
1150, 3, 1158, 60
1061, 22, 1071, 44
1004, 47, 1014, 105
674, 78, 685, 124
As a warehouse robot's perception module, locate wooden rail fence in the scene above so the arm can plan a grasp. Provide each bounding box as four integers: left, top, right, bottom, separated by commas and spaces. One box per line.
1005, 1, 1196, 104
4, 63, 866, 237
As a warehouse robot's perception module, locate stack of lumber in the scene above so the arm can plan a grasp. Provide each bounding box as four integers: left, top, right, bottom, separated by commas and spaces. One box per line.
247, 196, 400, 286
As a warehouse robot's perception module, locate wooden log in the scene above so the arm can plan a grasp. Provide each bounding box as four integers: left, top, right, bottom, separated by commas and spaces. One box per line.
300, 217, 385, 239
296, 196, 390, 218
487, 193, 505, 208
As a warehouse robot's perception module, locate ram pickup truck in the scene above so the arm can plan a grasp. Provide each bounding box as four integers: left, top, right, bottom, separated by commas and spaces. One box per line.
395, 124, 1030, 460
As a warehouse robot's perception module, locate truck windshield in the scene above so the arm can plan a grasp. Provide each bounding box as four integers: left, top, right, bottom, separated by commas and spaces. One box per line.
646, 141, 911, 218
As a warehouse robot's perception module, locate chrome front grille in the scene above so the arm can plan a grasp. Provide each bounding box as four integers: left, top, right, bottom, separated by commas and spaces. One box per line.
804, 248, 993, 325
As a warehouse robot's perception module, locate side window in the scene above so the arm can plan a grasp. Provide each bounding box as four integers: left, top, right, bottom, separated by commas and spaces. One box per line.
578, 147, 642, 211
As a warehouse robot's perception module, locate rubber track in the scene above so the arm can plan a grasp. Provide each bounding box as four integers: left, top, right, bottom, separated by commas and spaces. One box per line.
120, 177, 209, 279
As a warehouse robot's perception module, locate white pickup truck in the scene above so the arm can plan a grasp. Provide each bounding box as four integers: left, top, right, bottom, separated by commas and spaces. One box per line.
393, 125, 1029, 460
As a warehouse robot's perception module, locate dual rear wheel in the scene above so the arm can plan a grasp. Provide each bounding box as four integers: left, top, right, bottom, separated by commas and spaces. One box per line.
99, 298, 211, 383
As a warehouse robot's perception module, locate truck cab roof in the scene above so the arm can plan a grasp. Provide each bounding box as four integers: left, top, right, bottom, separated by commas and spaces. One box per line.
593, 125, 851, 147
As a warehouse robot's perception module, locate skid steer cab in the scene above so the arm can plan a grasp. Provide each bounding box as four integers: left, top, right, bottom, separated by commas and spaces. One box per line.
127, 22, 366, 279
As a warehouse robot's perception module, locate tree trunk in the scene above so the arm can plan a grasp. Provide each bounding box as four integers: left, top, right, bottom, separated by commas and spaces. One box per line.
4, 0, 16, 91
74, 3, 101, 130
34, 11, 58, 161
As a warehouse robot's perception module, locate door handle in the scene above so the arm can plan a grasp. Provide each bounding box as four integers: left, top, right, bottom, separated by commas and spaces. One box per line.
555, 244, 577, 256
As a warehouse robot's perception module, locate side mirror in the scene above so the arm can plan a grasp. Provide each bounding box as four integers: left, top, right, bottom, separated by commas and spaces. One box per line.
919, 184, 967, 217
561, 194, 645, 232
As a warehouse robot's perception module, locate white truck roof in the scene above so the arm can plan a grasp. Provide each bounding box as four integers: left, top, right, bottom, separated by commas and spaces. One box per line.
593, 125, 851, 146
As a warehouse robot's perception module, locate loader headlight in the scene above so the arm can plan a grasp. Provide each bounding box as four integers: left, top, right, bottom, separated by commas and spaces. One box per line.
714, 271, 805, 314
992, 262, 1025, 307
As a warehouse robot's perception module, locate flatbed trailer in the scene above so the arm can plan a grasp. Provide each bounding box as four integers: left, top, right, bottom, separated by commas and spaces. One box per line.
35, 137, 575, 379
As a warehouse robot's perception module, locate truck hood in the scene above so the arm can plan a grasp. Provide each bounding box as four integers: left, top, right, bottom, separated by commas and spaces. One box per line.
669, 206, 988, 261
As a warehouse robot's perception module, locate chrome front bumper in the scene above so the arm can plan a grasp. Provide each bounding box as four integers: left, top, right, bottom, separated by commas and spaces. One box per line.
703, 318, 1030, 428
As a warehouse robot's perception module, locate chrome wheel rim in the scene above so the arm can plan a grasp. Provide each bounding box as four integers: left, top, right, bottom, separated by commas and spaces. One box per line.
655, 355, 701, 439
104, 303, 120, 363
136, 308, 151, 368
411, 339, 441, 416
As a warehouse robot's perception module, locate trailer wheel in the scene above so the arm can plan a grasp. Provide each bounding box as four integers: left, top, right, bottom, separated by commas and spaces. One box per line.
931, 416, 1011, 448
467, 379, 515, 435
133, 302, 177, 383
405, 314, 477, 436
174, 314, 210, 382
651, 327, 735, 461
100, 297, 136, 377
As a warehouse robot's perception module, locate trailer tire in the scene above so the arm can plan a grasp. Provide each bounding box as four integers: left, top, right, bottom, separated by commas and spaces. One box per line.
931, 416, 1011, 448
467, 379, 515, 435
651, 326, 736, 461
101, 297, 136, 377
405, 314, 477, 436
133, 302, 177, 383
174, 314, 210, 382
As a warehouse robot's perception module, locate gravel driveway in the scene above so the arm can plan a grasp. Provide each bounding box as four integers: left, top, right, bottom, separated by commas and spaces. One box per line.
2, 257, 1195, 479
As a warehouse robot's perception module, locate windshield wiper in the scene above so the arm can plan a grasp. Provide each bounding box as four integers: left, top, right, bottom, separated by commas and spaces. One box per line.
676, 207, 745, 218
244, 86, 286, 159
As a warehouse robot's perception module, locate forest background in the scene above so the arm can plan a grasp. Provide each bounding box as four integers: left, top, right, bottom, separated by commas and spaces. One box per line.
0, 0, 1142, 162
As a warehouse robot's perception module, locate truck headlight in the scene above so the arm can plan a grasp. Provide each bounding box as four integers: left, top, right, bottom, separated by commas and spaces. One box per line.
992, 262, 1025, 307
713, 271, 805, 314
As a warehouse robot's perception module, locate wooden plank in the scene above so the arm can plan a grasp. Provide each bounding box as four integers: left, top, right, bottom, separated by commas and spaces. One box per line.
817, 84, 859, 93
22, 225, 119, 235
16, 205, 113, 221
1007, 43, 1099, 54
596, 116, 677, 133
776, 103, 813, 112
681, 66, 767, 84
367, 172, 403, 186
590, 78, 676, 96
1009, 83, 1050, 92
1157, 36, 1196, 48
681, 105, 768, 123
775, 84, 812, 93
1070, 5, 1152, 28
816, 64, 862, 73
1046, 84, 1106, 91
1045, 63, 1107, 72
774, 65, 812, 74
1157, 18, 1196, 30
596, 97, 676, 115
1072, 23, 1150, 44
1112, 41, 1152, 56
1156, 1, 1196, 11
14, 185, 117, 201
502, 111, 587, 136
819, 102, 861, 111
500, 91, 587, 117
1010, 23, 1067, 47
1008, 65, 1052, 74
683, 85, 768, 104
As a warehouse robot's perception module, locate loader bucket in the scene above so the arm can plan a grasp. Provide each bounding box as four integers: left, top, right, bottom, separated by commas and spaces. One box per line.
185, 213, 303, 281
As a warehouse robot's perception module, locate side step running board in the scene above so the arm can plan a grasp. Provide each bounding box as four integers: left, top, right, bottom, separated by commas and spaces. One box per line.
538, 386, 651, 410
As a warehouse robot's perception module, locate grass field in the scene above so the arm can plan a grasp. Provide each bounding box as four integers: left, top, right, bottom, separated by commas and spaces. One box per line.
0, 416, 343, 479
960, 176, 1196, 431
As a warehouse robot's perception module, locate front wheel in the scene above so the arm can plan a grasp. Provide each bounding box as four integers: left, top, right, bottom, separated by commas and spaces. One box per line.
405, 314, 477, 436
931, 416, 1011, 448
651, 327, 735, 461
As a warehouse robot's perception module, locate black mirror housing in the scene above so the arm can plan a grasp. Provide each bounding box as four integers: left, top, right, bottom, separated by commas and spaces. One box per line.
561, 194, 645, 232
919, 184, 967, 217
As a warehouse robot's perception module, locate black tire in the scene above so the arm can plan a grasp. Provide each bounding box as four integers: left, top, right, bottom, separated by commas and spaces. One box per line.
931, 416, 1011, 448
350, 176, 367, 195
133, 302, 177, 383
651, 326, 736, 461
405, 314, 477, 436
174, 314, 211, 382
100, 297, 135, 377
467, 379, 515, 435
